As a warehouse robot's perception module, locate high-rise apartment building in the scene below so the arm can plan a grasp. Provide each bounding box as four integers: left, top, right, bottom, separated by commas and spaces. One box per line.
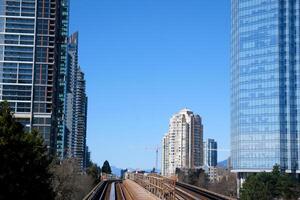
55, 0, 70, 160
66, 32, 78, 159
204, 138, 217, 167
161, 134, 169, 176
231, 0, 300, 181
65, 32, 88, 170
0, 0, 69, 153
73, 68, 87, 169
161, 108, 203, 176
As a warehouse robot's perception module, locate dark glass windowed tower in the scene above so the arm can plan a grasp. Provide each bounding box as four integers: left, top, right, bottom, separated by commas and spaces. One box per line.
204, 139, 217, 167
231, 0, 300, 177
0, 0, 69, 154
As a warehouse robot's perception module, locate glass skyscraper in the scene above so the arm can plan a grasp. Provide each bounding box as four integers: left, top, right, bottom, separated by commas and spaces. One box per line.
204, 139, 217, 167
65, 32, 88, 170
0, 0, 36, 131
55, 0, 69, 159
231, 0, 300, 176
0, 0, 69, 154
0, 0, 88, 168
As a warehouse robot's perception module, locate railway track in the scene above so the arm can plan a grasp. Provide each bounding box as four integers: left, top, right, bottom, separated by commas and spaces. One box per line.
82, 180, 113, 200
115, 182, 134, 200
83, 179, 235, 200
83, 181, 107, 200
176, 182, 236, 200
83, 180, 136, 200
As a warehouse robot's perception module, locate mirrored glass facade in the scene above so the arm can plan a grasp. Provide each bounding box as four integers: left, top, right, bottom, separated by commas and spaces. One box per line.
231, 0, 300, 173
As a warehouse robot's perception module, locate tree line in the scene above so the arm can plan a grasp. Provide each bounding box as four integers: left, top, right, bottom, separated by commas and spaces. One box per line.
240, 165, 300, 200
0, 102, 111, 200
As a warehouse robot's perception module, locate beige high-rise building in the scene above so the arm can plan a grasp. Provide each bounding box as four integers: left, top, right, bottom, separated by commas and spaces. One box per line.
161, 108, 203, 176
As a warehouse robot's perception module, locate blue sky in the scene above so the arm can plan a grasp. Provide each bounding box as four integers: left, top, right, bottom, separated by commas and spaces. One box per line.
70, 0, 230, 169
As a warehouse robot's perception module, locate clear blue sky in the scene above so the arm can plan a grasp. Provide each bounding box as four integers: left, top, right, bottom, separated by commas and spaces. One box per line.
70, 0, 230, 169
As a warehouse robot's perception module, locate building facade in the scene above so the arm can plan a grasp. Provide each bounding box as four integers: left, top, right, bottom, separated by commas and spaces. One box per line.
65, 32, 88, 170
203, 165, 218, 182
0, 0, 69, 153
161, 108, 203, 176
55, 0, 70, 160
204, 138, 217, 167
66, 32, 78, 159
231, 0, 300, 178
0, 1, 88, 167
161, 134, 169, 176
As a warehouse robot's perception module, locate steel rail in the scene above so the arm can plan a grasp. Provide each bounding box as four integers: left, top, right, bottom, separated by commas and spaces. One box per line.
116, 182, 127, 200
82, 181, 109, 200
175, 186, 198, 200
176, 182, 236, 200
99, 181, 109, 200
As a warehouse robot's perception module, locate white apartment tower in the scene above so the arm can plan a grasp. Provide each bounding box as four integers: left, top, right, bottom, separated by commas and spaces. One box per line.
161, 108, 203, 176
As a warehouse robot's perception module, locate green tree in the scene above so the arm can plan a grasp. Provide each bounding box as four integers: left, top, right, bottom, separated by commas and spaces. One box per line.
240, 165, 300, 200
0, 102, 54, 200
86, 163, 101, 184
278, 172, 300, 199
101, 160, 112, 174
176, 168, 209, 188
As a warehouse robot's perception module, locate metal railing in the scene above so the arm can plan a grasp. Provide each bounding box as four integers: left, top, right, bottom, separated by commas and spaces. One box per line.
128, 173, 176, 200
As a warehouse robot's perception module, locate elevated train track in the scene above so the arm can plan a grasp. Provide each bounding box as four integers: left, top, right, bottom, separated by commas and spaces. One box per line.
126, 172, 236, 200
83, 176, 236, 200
115, 182, 134, 200
83, 180, 107, 200
175, 182, 235, 200
83, 179, 155, 200
83, 180, 124, 200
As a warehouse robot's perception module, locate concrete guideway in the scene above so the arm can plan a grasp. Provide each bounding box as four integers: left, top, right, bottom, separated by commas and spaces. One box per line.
83, 180, 159, 200
123, 179, 160, 200
115, 181, 134, 200
126, 173, 236, 200
82, 177, 235, 200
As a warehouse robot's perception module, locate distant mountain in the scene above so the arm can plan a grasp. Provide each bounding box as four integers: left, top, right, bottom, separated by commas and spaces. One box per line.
111, 166, 122, 177
144, 168, 161, 173
217, 159, 228, 168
